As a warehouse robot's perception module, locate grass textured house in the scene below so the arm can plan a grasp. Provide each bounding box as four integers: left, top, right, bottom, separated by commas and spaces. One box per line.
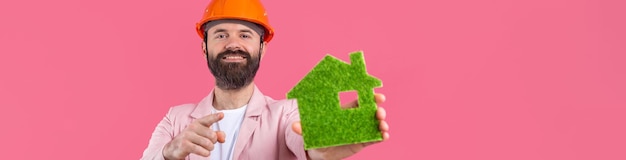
287, 51, 383, 149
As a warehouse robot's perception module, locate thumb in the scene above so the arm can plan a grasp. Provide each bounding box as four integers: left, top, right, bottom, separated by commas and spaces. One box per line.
291, 121, 302, 135
216, 131, 226, 143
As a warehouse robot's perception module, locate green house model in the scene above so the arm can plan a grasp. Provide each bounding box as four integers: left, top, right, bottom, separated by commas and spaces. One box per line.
287, 51, 383, 149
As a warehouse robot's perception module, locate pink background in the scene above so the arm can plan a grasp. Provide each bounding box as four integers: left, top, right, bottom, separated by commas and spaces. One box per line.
1, 0, 625, 159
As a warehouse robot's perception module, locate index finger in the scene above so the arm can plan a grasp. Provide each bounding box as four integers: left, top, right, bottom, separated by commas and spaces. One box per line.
196, 112, 224, 127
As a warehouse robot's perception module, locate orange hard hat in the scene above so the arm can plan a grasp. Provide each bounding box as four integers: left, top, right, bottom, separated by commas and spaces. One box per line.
196, 0, 275, 43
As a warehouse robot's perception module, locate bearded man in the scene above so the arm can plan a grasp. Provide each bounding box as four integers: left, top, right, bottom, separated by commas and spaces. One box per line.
141, 0, 389, 159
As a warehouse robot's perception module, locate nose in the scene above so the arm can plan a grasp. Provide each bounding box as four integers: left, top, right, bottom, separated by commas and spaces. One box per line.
224, 36, 243, 51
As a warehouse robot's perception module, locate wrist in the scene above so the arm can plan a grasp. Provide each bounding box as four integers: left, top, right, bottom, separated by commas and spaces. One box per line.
306, 150, 323, 160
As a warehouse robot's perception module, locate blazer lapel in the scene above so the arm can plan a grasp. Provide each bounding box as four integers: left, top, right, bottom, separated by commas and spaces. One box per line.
233, 86, 266, 160
190, 91, 216, 119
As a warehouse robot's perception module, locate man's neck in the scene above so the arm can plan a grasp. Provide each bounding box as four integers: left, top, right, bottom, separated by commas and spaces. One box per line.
213, 83, 255, 110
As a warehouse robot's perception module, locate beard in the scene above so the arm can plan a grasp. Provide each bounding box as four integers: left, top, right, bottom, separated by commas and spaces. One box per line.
207, 50, 260, 90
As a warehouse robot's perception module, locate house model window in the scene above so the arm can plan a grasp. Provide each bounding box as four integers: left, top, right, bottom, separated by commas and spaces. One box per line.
287, 51, 383, 149
339, 90, 359, 108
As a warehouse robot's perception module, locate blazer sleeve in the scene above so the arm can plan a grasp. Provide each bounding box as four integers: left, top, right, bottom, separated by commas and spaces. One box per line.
284, 100, 308, 159
141, 107, 175, 160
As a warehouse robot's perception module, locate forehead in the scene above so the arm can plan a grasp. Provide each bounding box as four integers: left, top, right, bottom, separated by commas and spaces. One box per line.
204, 20, 262, 35
208, 23, 253, 31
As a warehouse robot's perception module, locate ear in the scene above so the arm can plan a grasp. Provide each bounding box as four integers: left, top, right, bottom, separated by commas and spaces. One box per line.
202, 41, 207, 59
260, 42, 267, 60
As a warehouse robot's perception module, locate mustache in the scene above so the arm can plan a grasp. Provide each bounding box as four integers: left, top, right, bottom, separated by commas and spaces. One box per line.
216, 50, 251, 59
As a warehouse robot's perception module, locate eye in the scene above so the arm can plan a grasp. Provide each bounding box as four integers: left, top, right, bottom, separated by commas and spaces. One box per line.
241, 34, 251, 39
214, 34, 227, 39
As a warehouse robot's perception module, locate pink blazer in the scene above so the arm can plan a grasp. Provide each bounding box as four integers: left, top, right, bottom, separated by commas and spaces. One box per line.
141, 86, 307, 160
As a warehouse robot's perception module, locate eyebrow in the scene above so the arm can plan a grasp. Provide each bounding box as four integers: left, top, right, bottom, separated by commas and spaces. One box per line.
212, 28, 255, 35
212, 29, 227, 34
239, 29, 254, 35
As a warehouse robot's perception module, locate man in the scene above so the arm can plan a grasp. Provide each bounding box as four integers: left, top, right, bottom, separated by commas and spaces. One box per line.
141, 0, 389, 159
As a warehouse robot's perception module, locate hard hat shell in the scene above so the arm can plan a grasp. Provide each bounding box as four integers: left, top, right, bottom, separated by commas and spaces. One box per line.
196, 0, 275, 43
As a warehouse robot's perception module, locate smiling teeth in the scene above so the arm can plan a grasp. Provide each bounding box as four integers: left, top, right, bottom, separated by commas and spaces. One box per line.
225, 56, 244, 59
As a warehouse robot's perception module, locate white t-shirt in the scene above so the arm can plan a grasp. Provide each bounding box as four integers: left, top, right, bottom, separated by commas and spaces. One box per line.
210, 105, 248, 160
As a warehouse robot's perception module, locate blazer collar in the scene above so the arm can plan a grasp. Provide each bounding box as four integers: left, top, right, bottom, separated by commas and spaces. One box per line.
190, 85, 266, 119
